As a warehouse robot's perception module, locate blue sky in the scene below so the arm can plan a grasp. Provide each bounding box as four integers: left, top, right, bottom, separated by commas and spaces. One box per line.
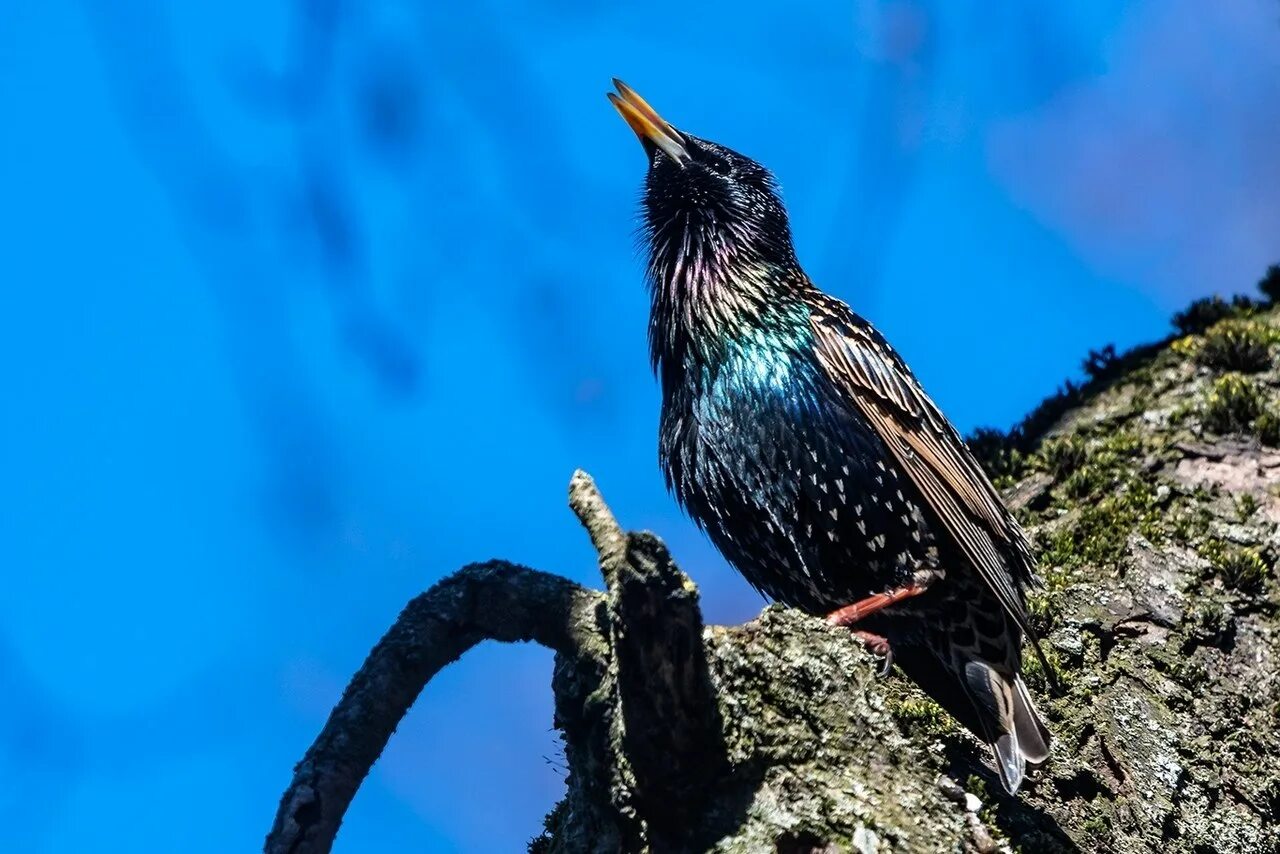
1, 1, 1276, 851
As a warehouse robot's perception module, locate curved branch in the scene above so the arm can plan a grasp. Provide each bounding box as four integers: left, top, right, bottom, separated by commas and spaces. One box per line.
264, 561, 605, 854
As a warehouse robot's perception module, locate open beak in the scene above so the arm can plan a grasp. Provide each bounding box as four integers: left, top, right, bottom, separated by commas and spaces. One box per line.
608, 79, 691, 165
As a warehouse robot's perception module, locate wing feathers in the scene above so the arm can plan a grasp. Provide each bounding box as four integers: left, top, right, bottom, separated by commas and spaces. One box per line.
809, 298, 1037, 634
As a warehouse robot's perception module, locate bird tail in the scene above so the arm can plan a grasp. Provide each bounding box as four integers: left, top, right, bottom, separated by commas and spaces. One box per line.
963, 662, 1051, 794
893, 639, 1051, 795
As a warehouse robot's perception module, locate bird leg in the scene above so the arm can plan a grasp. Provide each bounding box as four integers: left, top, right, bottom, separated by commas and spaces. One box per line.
826, 567, 944, 676
824, 566, 944, 628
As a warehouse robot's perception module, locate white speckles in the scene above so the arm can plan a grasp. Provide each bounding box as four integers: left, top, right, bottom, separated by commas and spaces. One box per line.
806, 524, 812, 538
857, 520, 867, 535
827, 530, 837, 542
819, 482, 828, 494
871, 494, 879, 504
876, 460, 886, 471
838, 492, 847, 505
829, 507, 839, 521
900, 514, 909, 526
841, 465, 850, 476
835, 478, 845, 493
896, 489, 905, 502
912, 530, 922, 542
810, 473, 818, 486
855, 504, 863, 516
873, 534, 887, 550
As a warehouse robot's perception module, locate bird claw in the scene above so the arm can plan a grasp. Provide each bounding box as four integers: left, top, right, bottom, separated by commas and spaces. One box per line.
851, 630, 894, 677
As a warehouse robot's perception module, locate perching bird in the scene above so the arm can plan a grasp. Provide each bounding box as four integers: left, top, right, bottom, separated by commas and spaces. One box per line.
608, 79, 1050, 793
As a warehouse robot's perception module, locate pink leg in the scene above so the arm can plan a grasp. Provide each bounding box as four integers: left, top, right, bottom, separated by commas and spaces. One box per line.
825, 581, 931, 628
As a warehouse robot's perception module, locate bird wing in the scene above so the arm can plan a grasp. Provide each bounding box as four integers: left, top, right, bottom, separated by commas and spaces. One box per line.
808, 295, 1038, 635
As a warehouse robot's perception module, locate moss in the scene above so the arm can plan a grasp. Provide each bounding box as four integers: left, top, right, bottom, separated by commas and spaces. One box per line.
1196, 318, 1277, 373
1022, 643, 1070, 692
1259, 264, 1280, 304
1082, 344, 1120, 381
1037, 435, 1089, 480
1170, 335, 1203, 360
1202, 373, 1267, 435
527, 800, 569, 854
1256, 409, 1280, 446
1201, 539, 1270, 593
887, 694, 960, 738
1184, 598, 1233, 643
1235, 494, 1261, 522
1173, 295, 1248, 335
1078, 806, 1112, 840
966, 427, 1026, 484
1169, 494, 1215, 545
1037, 483, 1162, 571
1033, 430, 1166, 572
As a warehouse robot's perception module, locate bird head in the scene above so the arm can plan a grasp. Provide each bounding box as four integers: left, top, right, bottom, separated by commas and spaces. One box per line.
608, 79, 798, 290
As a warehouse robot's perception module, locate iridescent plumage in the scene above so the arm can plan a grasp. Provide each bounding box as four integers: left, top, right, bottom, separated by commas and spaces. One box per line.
610, 80, 1050, 793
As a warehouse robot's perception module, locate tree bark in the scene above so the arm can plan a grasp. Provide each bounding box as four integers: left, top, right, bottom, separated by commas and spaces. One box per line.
269, 302, 1280, 854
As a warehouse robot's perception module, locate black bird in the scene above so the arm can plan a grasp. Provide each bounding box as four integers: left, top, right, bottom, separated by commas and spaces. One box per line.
608, 79, 1050, 793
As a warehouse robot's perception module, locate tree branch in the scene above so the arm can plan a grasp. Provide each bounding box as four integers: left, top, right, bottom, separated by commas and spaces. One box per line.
264, 561, 605, 854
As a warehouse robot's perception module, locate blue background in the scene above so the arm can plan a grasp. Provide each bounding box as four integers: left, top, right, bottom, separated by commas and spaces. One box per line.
2, 1, 1277, 850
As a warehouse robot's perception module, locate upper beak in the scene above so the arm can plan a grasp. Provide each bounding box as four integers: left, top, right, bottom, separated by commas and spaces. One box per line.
608, 79, 691, 165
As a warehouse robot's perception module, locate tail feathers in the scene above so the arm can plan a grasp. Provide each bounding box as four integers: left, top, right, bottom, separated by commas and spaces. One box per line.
963, 662, 1051, 794
889, 644, 1052, 795
1012, 676, 1051, 764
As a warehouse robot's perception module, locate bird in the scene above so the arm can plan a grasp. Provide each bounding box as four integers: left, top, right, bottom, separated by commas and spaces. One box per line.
607, 79, 1050, 794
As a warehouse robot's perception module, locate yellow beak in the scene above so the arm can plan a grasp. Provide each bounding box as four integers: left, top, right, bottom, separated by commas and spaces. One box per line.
608, 79, 690, 165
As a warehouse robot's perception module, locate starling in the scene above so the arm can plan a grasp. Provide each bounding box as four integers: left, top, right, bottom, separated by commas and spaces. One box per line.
608, 79, 1050, 793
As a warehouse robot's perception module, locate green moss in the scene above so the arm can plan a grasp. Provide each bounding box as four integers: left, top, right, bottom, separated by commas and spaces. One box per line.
887, 694, 960, 738
1259, 264, 1280, 304
1029, 427, 1188, 573
1235, 493, 1260, 522
1256, 409, 1280, 446
1081, 344, 1120, 381
1201, 539, 1270, 593
967, 427, 1027, 484
1037, 435, 1089, 480
1172, 295, 1254, 335
1202, 373, 1267, 434
1169, 494, 1215, 545
1037, 469, 1163, 572
1022, 643, 1070, 692
1196, 318, 1277, 373
1184, 598, 1233, 643
527, 800, 569, 854
1079, 806, 1112, 839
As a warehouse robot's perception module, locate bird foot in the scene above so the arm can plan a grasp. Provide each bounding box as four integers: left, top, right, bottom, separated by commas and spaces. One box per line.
851, 629, 894, 677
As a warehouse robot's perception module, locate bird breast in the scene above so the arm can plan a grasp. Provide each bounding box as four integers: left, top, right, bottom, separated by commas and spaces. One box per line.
660, 339, 937, 612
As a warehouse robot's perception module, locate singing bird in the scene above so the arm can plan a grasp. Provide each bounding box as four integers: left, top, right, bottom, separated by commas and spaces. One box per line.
608, 80, 1050, 793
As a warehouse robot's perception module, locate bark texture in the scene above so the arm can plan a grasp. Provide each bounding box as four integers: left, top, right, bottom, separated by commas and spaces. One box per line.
270, 299, 1280, 854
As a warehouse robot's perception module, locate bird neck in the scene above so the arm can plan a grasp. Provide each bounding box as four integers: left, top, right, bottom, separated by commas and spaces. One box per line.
647, 252, 811, 395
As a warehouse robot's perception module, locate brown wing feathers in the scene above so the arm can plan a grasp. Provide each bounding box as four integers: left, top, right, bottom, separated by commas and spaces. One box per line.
810, 304, 1038, 638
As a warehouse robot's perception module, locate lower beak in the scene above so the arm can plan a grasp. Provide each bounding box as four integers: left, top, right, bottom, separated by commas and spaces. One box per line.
607, 79, 691, 165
